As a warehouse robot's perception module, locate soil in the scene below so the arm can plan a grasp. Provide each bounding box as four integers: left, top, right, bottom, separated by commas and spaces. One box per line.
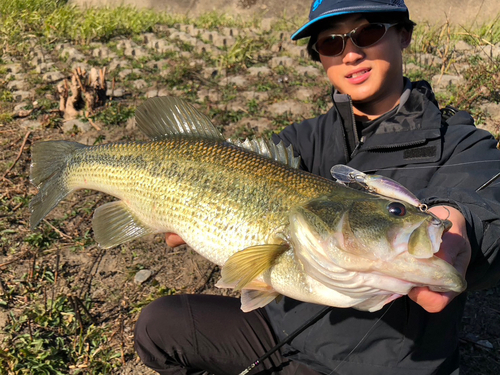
1, 18, 499, 375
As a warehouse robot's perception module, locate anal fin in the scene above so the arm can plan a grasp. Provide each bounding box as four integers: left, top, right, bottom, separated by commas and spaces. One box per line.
92, 201, 152, 249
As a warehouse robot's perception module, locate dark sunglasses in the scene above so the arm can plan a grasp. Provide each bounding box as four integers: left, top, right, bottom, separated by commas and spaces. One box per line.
312, 23, 398, 57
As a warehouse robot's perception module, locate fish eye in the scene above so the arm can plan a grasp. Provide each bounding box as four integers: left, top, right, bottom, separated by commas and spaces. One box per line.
387, 202, 406, 217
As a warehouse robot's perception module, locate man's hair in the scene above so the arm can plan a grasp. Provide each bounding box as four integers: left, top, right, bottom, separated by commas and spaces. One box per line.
306, 12, 416, 62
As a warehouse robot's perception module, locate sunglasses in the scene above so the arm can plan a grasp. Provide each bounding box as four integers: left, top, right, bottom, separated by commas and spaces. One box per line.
312, 23, 398, 57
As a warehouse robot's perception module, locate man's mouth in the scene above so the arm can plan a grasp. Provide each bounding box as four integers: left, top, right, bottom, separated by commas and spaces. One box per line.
346, 68, 371, 79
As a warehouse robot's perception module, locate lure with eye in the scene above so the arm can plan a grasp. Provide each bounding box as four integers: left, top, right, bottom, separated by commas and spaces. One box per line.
330, 165, 427, 211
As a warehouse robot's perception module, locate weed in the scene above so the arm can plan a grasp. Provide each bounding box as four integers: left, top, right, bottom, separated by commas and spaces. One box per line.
91, 101, 135, 126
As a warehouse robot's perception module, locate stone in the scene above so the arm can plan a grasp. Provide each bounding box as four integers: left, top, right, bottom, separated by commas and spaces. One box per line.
247, 66, 272, 77
123, 47, 149, 59
118, 69, 135, 79
476, 340, 494, 349
220, 75, 248, 88
92, 47, 116, 59
60, 47, 85, 62
42, 71, 66, 83
454, 40, 473, 51
35, 62, 55, 74
284, 44, 308, 59
197, 88, 223, 102
232, 117, 274, 136
3, 63, 22, 74
11, 91, 34, 101
108, 59, 131, 71
7, 80, 30, 91
146, 89, 159, 98
260, 18, 275, 32
416, 53, 443, 68
106, 87, 125, 97
295, 65, 321, 77
148, 39, 179, 53
293, 88, 315, 102
431, 74, 465, 90
268, 56, 295, 68
62, 119, 92, 133
19, 119, 43, 131
240, 91, 269, 102
134, 269, 152, 285
480, 102, 500, 121
267, 100, 313, 117
132, 79, 148, 90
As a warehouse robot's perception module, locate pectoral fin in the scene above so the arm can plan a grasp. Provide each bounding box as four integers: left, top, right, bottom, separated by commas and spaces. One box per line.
221, 244, 289, 290
92, 201, 152, 249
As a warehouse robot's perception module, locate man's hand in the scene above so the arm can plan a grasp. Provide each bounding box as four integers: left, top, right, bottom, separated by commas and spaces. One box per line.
165, 233, 186, 247
408, 205, 471, 313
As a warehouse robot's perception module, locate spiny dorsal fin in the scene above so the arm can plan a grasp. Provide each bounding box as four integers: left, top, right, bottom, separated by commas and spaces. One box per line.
228, 137, 301, 169
135, 96, 225, 141
221, 243, 289, 290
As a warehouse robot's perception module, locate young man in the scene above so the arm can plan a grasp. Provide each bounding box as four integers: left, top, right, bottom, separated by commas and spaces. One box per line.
135, 1, 500, 374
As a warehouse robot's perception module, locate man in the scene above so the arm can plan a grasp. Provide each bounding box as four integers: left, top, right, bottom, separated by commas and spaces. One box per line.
135, 1, 500, 374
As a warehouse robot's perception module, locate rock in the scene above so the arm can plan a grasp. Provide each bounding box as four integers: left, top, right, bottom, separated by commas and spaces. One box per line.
431, 74, 464, 91
108, 59, 131, 71
295, 65, 321, 77
132, 79, 148, 90
233, 117, 274, 135
416, 53, 443, 68
268, 56, 295, 68
197, 88, 223, 102
148, 39, 179, 53
247, 66, 272, 77
7, 80, 30, 91
480, 102, 500, 122
476, 340, 494, 349
134, 269, 152, 285
240, 91, 269, 102
293, 88, 315, 102
62, 119, 92, 133
267, 100, 313, 117
454, 40, 473, 52
220, 75, 248, 87
106, 87, 125, 97
11, 91, 34, 101
3, 63, 23, 74
123, 47, 149, 59
60, 47, 85, 62
19, 119, 43, 130
35, 62, 55, 74
92, 47, 117, 59
42, 71, 66, 83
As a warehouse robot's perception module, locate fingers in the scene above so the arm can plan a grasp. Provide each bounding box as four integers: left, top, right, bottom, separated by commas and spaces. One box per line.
408, 287, 455, 313
165, 233, 186, 247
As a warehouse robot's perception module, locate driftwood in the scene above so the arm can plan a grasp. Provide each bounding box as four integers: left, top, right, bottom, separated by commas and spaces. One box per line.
58, 67, 107, 121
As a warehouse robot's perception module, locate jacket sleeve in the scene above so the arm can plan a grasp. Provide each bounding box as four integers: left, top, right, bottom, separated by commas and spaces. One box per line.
417, 125, 500, 290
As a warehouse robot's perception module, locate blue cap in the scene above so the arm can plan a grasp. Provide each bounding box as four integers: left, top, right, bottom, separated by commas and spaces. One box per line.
292, 0, 409, 40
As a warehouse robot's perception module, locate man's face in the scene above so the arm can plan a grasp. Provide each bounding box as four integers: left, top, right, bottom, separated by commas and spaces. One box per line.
317, 14, 411, 117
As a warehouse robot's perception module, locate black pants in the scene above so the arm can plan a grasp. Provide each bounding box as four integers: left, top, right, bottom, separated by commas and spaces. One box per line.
134, 294, 323, 375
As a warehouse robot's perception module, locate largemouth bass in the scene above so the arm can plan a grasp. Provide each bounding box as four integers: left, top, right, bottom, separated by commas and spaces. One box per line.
30, 97, 466, 312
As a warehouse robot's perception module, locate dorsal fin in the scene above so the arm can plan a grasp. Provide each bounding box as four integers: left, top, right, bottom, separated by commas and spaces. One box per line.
229, 137, 301, 169
135, 96, 225, 141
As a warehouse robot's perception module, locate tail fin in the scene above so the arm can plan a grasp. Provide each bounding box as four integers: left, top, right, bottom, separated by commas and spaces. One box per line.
30, 140, 87, 230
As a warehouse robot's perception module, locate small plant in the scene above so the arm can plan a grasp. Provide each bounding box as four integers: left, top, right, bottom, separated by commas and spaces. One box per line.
91, 101, 135, 126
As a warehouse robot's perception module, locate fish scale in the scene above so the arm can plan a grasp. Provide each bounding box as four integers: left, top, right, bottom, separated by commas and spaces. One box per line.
29, 96, 466, 312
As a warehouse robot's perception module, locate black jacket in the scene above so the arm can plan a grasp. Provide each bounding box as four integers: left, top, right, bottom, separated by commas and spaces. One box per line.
267, 80, 500, 374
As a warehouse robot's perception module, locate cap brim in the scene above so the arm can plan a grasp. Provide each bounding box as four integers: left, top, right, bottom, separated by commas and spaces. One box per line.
291, 7, 408, 40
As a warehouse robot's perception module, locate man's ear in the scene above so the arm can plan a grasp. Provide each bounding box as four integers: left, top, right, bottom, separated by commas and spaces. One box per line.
400, 28, 413, 50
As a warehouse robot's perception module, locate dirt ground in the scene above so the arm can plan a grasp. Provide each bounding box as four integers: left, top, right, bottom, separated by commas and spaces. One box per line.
1, 13, 499, 374
1, 104, 499, 375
